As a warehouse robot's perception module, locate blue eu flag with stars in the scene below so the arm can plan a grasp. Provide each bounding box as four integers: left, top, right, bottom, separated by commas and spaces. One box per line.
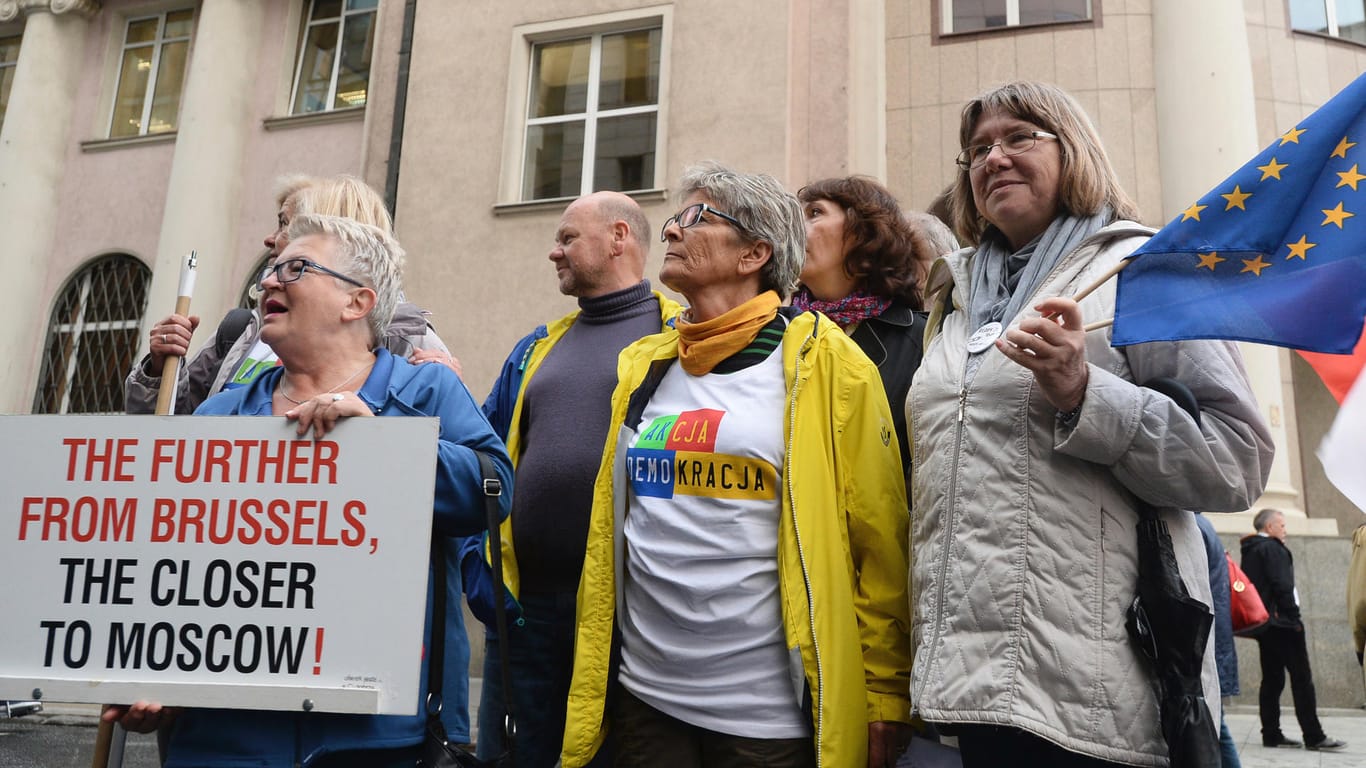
1112, 72, 1366, 354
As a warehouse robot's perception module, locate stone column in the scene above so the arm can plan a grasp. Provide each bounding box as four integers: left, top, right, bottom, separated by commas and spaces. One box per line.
143, 0, 267, 352
0, 0, 100, 414
1151, 0, 1305, 526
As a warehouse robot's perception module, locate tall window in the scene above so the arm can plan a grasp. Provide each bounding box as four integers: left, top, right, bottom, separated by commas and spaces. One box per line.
291, 0, 377, 114
109, 10, 193, 138
1290, 0, 1366, 44
34, 255, 152, 414
943, 0, 1092, 34
522, 27, 661, 200
0, 34, 19, 133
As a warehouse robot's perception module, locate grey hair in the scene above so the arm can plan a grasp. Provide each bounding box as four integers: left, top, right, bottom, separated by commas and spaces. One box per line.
676, 161, 805, 299
286, 214, 405, 347
1253, 508, 1283, 531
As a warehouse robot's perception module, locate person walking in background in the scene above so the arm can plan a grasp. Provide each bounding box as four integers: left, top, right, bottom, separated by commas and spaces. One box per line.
469, 191, 680, 766
1195, 512, 1241, 768
1240, 508, 1346, 751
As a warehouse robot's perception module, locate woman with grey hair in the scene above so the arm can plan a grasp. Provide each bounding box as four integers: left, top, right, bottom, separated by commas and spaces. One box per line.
103, 214, 512, 767
910, 81, 1272, 766
560, 162, 913, 768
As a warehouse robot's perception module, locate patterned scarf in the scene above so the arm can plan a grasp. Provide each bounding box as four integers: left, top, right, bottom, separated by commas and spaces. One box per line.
676, 291, 781, 375
790, 288, 892, 328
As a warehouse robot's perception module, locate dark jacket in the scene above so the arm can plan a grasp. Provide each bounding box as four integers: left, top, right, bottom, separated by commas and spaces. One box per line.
1196, 514, 1238, 696
848, 303, 926, 488
1240, 533, 1301, 628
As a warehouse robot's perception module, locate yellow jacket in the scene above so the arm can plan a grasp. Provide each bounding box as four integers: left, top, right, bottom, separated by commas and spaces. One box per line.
561, 310, 912, 768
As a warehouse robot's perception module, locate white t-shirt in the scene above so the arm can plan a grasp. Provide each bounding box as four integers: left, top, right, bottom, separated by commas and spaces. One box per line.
618, 346, 809, 738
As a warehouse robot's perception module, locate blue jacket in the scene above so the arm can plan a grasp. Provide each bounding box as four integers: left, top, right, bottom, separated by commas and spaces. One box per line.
1195, 513, 1238, 697
166, 349, 513, 768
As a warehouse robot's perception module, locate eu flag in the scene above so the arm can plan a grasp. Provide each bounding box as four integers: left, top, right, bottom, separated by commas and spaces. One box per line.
1112, 72, 1366, 354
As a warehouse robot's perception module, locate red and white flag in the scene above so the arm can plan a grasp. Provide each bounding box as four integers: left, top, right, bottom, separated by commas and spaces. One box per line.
1302, 321, 1366, 514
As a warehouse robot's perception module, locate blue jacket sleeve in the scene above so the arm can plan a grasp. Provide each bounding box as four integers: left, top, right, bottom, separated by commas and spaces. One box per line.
481, 329, 542, 442
428, 376, 514, 537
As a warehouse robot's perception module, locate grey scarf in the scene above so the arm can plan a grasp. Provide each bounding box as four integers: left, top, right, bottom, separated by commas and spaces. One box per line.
967, 209, 1112, 344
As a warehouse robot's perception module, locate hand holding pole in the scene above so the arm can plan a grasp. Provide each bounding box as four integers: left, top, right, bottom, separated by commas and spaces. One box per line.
153, 252, 198, 415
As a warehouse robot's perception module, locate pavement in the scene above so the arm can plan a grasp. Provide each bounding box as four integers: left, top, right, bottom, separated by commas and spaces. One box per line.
17, 699, 1366, 766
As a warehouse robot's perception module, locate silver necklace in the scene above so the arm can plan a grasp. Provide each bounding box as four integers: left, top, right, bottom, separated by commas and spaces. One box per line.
277, 360, 373, 405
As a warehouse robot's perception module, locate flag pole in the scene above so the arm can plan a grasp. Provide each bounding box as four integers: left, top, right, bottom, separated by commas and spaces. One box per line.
153, 252, 198, 416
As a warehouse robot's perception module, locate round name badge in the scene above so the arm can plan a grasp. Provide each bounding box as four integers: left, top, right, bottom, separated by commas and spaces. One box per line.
966, 321, 1003, 354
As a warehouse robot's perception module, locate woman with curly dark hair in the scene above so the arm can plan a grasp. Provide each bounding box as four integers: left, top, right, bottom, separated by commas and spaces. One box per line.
793, 176, 955, 483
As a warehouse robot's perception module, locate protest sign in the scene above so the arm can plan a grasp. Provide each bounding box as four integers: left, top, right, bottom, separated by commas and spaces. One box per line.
0, 415, 438, 716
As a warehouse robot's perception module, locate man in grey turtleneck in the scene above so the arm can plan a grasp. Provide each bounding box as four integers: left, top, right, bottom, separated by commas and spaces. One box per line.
475, 191, 680, 766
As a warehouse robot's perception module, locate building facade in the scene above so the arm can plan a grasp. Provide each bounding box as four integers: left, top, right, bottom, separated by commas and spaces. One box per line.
1, 0, 1363, 696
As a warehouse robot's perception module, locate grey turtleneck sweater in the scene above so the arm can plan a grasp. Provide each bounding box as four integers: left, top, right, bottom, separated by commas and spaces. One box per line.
512, 280, 662, 593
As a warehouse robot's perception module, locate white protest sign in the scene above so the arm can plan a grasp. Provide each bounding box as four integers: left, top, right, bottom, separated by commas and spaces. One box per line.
0, 415, 438, 716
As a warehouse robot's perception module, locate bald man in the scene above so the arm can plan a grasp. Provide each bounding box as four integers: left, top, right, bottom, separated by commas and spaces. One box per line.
471, 192, 681, 765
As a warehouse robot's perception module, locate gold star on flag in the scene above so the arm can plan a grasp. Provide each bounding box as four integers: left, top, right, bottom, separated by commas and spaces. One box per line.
1332, 136, 1357, 158
1322, 201, 1355, 229
1284, 235, 1316, 260
1280, 126, 1306, 145
1221, 185, 1252, 211
1240, 255, 1271, 276
1257, 157, 1288, 180
1181, 202, 1207, 222
1338, 164, 1366, 191
1196, 252, 1226, 270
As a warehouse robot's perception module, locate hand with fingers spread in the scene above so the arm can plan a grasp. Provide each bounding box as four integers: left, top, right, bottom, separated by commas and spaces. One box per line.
148, 314, 201, 368
995, 296, 1089, 414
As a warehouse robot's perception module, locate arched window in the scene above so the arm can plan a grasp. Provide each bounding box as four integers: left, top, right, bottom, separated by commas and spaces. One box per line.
33, 254, 152, 413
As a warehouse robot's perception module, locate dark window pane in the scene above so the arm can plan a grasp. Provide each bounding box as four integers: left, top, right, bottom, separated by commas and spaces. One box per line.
312, 0, 344, 20
347, 0, 379, 11
0, 34, 20, 64
1019, 0, 1091, 25
1289, 0, 1331, 32
1337, 0, 1366, 42
524, 121, 585, 200
598, 29, 660, 110
125, 18, 159, 44
531, 39, 590, 118
333, 11, 373, 108
952, 0, 1008, 31
593, 113, 656, 192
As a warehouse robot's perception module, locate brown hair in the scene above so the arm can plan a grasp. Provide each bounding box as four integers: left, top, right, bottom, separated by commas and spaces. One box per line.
797, 176, 923, 308
948, 81, 1141, 246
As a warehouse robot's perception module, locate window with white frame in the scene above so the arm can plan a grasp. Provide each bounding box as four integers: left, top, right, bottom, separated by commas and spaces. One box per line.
291, 0, 377, 114
942, 0, 1092, 34
522, 26, 662, 201
1290, 0, 1366, 44
34, 255, 152, 414
109, 9, 193, 138
0, 34, 20, 133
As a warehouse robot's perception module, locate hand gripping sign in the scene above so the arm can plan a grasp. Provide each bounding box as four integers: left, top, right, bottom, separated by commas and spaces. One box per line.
0, 415, 437, 716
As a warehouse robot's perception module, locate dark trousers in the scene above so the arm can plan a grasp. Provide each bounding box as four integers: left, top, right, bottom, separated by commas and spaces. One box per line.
953, 725, 1132, 768
1256, 624, 1326, 744
477, 590, 605, 767
612, 687, 816, 768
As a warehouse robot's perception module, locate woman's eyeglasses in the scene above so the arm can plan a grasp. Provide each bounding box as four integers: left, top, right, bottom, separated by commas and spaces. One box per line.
257, 258, 364, 290
660, 202, 747, 241
955, 130, 1058, 170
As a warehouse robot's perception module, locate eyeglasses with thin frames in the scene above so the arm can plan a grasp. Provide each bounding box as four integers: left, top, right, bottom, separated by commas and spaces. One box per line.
257, 258, 365, 290
956, 130, 1058, 170
659, 202, 747, 242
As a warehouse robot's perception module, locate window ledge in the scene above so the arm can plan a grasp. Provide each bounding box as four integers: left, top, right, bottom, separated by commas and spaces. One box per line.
263, 106, 366, 131
493, 188, 668, 216
1291, 29, 1366, 50
935, 17, 1093, 43
80, 132, 177, 153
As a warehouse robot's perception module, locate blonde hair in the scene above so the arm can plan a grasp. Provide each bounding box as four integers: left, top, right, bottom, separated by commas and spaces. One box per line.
291, 175, 393, 233
948, 81, 1141, 246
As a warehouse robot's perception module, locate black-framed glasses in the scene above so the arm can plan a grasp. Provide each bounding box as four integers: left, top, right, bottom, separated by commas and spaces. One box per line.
660, 202, 746, 241
257, 258, 365, 290
955, 130, 1058, 170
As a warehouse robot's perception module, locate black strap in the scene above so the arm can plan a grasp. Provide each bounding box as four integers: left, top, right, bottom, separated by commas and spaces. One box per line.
216, 307, 254, 359
427, 453, 515, 757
